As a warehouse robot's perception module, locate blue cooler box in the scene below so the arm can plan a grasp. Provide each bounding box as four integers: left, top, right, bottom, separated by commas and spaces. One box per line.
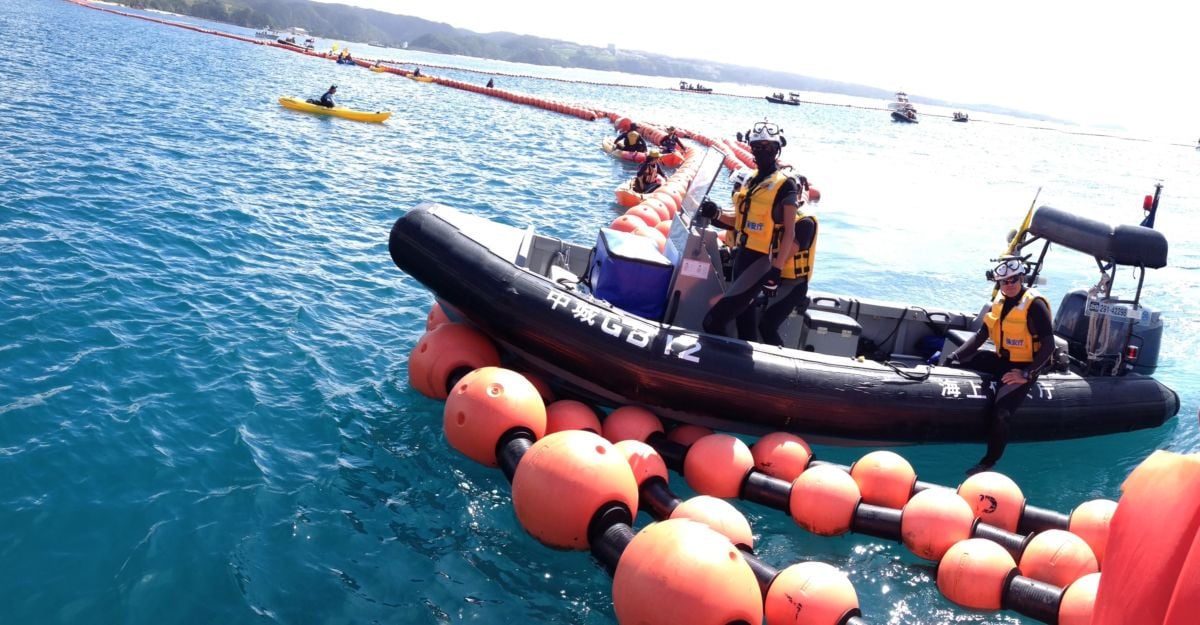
590, 228, 674, 320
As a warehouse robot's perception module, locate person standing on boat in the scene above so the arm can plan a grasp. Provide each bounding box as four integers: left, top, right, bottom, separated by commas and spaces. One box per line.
614, 124, 647, 153
631, 150, 666, 193
947, 258, 1055, 475
697, 121, 802, 342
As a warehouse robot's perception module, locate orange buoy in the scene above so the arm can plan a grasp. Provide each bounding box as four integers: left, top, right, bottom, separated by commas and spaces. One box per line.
518, 369, 555, 403
957, 471, 1024, 532
1059, 572, 1100, 625
1019, 529, 1098, 587
612, 519, 762, 625
545, 399, 602, 434
407, 323, 500, 399
1068, 499, 1117, 566
666, 423, 713, 447
511, 430, 638, 549
632, 225, 667, 253
641, 197, 671, 222
807, 186, 821, 202
765, 561, 860, 625
602, 405, 663, 443
683, 434, 754, 498
750, 431, 812, 481
614, 439, 668, 487
654, 219, 672, 239
669, 495, 754, 549
789, 464, 861, 536
609, 214, 643, 234
443, 367, 546, 466
624, 204, 661, 228
426, 301, 451, 331
936, 538, 1017, 610
901, 488, 975, 561
849, 450, 916, 509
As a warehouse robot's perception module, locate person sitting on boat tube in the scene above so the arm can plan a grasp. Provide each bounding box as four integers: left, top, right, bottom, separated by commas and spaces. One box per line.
312, 85, 336, 108
614, 125, 648, 153
631, 150, 666, 193
946, 257, 1055, 475
697, 120, 808, 344
660, 127, 682, 154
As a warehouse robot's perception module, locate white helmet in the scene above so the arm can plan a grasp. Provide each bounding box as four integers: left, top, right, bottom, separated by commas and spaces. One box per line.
746, 120, 784, 146
729, 169, 751, 189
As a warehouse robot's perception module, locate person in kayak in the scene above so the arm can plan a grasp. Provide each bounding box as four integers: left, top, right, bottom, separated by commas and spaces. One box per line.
660, 127, 683, 154
311, 85, 336, 108
614, 124, 647, 153
486, 78, 494, 88
947, 258, 1055, 475
631, 150, 665, 193
697, 120, 800, 341
413, 67, 422, 77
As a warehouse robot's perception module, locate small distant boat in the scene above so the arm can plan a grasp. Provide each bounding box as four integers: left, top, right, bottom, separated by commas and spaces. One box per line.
254, 28, 279, 39
765, 92, 801, 106
678, 81, 713, 93
953, 112, 969, 123
888, 91, 918, 123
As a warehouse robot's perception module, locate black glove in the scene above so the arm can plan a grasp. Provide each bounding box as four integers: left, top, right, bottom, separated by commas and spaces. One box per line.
698, 198, 720, 220
761, 266, 782, 297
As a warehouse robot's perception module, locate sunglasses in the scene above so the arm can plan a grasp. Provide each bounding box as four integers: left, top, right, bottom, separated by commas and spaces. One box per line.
997, 276, 1022, 286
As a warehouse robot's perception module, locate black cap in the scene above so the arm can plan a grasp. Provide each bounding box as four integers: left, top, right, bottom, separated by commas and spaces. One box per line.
330, 85, 337, 90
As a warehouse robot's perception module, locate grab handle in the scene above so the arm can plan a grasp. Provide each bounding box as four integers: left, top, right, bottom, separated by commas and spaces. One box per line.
811, 296, 842, 310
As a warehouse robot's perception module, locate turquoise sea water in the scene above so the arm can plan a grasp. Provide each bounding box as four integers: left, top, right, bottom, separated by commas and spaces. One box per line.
3, 1, 1199, 623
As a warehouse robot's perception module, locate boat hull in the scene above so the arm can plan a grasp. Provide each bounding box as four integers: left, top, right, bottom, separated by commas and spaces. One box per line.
891, 110, 918, 123
389, 205, 1178, 445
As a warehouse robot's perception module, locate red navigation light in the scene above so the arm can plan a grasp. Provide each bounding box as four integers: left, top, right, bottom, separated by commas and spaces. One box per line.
1126, 345, 1140, 360
1143, 195, 1153, 211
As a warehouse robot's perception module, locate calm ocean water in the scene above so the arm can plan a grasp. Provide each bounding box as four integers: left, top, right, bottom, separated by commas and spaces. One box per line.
2, 1, 1198, 623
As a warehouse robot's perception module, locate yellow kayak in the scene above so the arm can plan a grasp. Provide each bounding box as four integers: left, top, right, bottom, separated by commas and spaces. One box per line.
408, 75, 433, 83
370, 66, 388, 73
278, 97, 391, 123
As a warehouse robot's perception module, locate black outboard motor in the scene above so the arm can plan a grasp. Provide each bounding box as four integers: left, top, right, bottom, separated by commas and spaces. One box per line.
1054, 288, 1163, 375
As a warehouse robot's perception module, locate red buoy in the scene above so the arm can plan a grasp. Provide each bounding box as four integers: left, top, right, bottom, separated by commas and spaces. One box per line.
901, 488, 975, 561
408, 323, 500, 399
545, 399, 602, 435
957, 471, 1024, 532
425, 301, 451, 331
612, 519, 762, 625
850, 450, 916, 509
666, 424, 713, 447
511, 431, 639, 549
602, 405, 663, 443
789, 464, 861, 536
1019, 529, 1098, 588
1059, 572, 1100, 625
751, 431, 812, 481
615, 439, 668, 487
442, 367, 545, 466
1068, 499, 1117, 566
765, 561, 860, 625
670, 495, 754, 550
936, 538, 1017, 610
683, 434, 754, 498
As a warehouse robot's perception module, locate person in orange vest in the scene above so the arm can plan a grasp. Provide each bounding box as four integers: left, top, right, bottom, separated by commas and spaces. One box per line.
947, 257, 1055, 475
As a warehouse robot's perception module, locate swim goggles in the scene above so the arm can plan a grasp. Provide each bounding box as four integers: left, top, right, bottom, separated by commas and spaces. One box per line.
751, 121, 782, 137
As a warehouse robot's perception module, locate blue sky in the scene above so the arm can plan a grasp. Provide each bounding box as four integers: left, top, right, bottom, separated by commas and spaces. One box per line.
317, 0, 1198, 138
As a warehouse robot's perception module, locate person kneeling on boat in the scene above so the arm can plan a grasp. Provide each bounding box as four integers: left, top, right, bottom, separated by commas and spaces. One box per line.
697, 120, 803, 343
308, 85, 337, 108
632, 150, 666, 193
614, 125, 647, 153
946, 258, 1054, 475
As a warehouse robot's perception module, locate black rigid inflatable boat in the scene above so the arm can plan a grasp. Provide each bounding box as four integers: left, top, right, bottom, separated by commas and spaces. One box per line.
387, 168, 1178, 445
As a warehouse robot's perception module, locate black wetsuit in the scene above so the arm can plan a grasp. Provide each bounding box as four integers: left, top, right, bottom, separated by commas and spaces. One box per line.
758, 216, 817, 346
318, 90, 336, 108
660, 134, 680, 153
615, 132, 647, 153
702, 172, 799, 340
949, 289, 1055, 467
